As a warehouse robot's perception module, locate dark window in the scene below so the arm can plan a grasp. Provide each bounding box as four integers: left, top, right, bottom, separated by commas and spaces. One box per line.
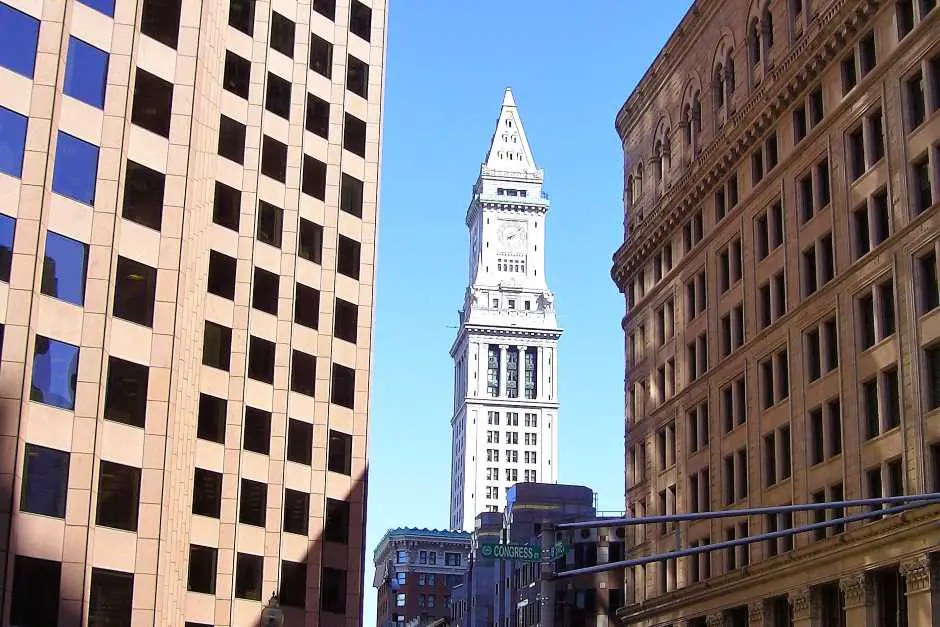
207, 250, 237, 299
321, 567, 347, 614
122, 160, 165, 230
334, 298, 358, 343
192, 467, 222, 517
912, 155, 933, 213
140, 0, 182, 48
52, 132, 99, 204
218, 115, 247, 164
41, 231, 88, 306
96, 460, 141, 531
239, 478, 266, 527
302, 154, 327, 200
243, 406, 271, 455
64, 37, 109, 109
113, 256, 157, 327
295, 283, 320, 329
328, 429, 352, 475
270, 12, 295, 57
30, 335, 80, 411
309, 33, 333, 78
908, 70, 926, 130
0, 213, 14, 282
203, 321, 232, 370
11, 555, 61, 626
213, 181, 241, 231
349, 0, 372, 40
248, 336, 275, 384
252, 266, 279, 315
104, 356, 149, 428
265, 72, 291, 119
0, 3, 40, 78
21, 443, 69, 518
281, 561, 307, 608
337, 235, 361, 280
925, 344, 940, 410
287, 419, 313, 465
188, 545, 217, 594
339, 172, 362, 218
257, 200, 283, 248
291, 350, 317, 397
261, 135, 287, 182
897, 0, 915, 37
132, 68, 173, 137
313, 0, 336, 19
88, 569, 134, 627
324, 497, 350, 544
223, 51, 251, 98
299, 219, 323, 264
331, 363, 355, 409
347, 55, 368, 98
234, 553, 263, 600
306, 93, 330, 138
344, 114, 367, 157
283, 489, 310, 535
197, 394, 226, 443
228, 0, 255, 35
0, 105, 28, 178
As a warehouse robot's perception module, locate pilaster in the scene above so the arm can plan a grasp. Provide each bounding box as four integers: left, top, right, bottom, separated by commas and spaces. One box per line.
536, 345, 544, 400
840, 572, 875, 627
789, 586, 816, 627
747, 600, 765, 625
498, 344, 508, 397
900, 553, 940, 627
705, 612, 725, 627
517, 344, 526, 398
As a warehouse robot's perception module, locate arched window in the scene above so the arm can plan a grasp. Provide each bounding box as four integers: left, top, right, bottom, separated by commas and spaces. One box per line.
763, 7, 775, 49
748, 17, 761, 67
715, 63, 727, 109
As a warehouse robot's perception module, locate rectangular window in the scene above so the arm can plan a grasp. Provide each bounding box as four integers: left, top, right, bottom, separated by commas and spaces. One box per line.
140, 0, 182, 48
283, 489, 310, 535
344, 113, 367, 157
295, 283, 320, 329
30, 336, 80, 411
340, 173, 364, 218
192, 467, 222, 518
924, 344, 940, 411
228, 0, 255, 35
261, 135, 288, 182
239, 478, 267, 527
324, 497, 350, 544
299, 219, 324, 264
77, 0, 115, 17
64, 37, 109, 109
213, 181, 241, 231
331, 363, 355, 409
104, 357, 149, 428
280, 561, 307, 608
89, 569, 134, 625
243, 406, 271, 455
911, 153, 933, 214
349, 0, 372, 40
306, 93, 330, 138
265, 72, 291, 119
0, 3, 40, 78
21, 443, 70, 518
347, 55, 369, 98
270, 12, 295, 57
313, 0, 336, 19
131, 69, 173, 138
328, 429, 352, 475
309, 33, 333, 78
11, 555, 61, 626
918, 247, 939, 313
122, 161, 165, 231
113, 256, 157, 327
337, 235, 361, 280
207, 250, 237, 300
0, 213, 14, 282
197, 394, 226, 443
96, 460, 141, 531
52, 132, 100, 205
291, 350, 316, 397
0, 105, 28, 178
247, 336, 275, 384
287, 419, 313, 465
235, 553, 263, 600
252, 266, 279, 315
223, 50, 251, 98
321, 567, 347, 614
202, 321, 232, 371
218, 115, 247, 164
302, 154, 327, 200
41, 231, 89, 306
188, 545, 218, 594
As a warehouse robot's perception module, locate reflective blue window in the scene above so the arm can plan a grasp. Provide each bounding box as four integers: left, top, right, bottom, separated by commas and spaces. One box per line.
30, 335, 80, 411
41, 231, 88, 306
0, 105, 28, 178
0, 3, 39, 78
0, 212, 13, 282
21, 443, 70, 518
52, 132, 99, 205
77, 0, 114, 17
64, 37, 109, 109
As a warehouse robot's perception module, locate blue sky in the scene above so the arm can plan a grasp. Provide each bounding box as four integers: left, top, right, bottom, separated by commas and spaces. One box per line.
364, 1, 692, 621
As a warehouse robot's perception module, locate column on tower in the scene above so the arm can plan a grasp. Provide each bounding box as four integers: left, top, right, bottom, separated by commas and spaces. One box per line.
499, 344, 508, 397
536, 345, 544, 401
517, 344, 526, 398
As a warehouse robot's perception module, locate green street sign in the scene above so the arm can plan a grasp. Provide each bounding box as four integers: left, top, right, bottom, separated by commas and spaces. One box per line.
478, 542, 542, 562
550, 540, 570, 559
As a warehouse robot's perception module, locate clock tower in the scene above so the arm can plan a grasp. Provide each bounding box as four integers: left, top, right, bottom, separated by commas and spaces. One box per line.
449, 88, 562, 531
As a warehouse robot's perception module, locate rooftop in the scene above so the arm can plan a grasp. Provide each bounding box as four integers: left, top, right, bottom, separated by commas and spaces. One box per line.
373, 527, 472, 561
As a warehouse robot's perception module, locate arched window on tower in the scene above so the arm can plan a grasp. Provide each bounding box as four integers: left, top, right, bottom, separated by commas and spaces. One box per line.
763, 7, 775, 50
748, 17, 761, 67
691, 94, 702, 154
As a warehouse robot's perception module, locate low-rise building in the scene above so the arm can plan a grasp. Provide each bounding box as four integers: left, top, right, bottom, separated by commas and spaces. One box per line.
374, 528, 472, 627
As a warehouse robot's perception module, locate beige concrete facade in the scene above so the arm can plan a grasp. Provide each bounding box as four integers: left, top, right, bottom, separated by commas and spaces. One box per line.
0, 0, 385, 625
612, 0, 940, 625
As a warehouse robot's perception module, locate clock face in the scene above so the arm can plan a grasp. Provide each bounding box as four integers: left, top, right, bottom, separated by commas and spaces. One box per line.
497, 222, 527, 252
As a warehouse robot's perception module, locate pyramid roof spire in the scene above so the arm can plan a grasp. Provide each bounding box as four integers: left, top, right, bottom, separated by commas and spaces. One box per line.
482, 88, 537, 173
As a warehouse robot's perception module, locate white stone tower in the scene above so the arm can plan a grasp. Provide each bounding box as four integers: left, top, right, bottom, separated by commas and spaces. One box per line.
449, 88, 562, 531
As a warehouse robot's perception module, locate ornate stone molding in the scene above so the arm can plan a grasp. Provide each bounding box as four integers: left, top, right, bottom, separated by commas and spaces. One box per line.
788, 587, 815, 621
840, 573, 873, 608
900, 554, 937, 594
705, 613, 725, 627
747, 600, 765, 623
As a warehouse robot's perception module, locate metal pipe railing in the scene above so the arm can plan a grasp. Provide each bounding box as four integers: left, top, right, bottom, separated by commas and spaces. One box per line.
554, 492, 940, 530
553, 496, 940, 579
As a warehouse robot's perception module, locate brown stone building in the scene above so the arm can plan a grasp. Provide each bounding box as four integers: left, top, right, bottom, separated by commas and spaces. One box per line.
611, 0, 940, 625
0, 0, 386, 625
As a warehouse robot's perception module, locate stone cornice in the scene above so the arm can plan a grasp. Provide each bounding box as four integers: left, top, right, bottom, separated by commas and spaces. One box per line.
611, 0, 878, 290
616, 504, 940, 623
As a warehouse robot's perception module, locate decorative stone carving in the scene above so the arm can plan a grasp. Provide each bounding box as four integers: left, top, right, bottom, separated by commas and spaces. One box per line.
788, 587, 815, 621
900, 554, 937, 594
747, 600, 765, 623
839, 573, 873, 608
705, 613, 725, 627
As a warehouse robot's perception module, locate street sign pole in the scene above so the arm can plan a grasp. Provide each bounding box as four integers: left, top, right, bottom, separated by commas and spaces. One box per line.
539, 521, 555, 627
